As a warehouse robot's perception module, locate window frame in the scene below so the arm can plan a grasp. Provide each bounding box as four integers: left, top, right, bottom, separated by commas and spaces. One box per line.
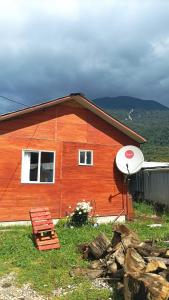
21, 149, 56, 184
78, 150, 93, 166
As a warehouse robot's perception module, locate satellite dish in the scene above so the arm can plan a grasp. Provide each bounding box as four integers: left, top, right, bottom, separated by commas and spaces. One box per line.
116, 145, 144, 175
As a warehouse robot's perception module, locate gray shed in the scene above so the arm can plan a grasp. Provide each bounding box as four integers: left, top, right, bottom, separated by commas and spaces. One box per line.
130, 162, 169, 206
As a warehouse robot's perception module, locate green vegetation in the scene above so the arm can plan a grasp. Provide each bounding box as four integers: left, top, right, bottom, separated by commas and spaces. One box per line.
133, 201, 156, 216
0, 203, 169, 299
128, 201, 169, 245
108, 109, 169, 161
93, 96, 169, 161
0, 224, 112, 299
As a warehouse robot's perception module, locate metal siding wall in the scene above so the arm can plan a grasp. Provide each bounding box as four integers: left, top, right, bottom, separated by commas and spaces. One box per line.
131, 169, 169, 206
145, 171, 169, 205
144, 172, 151, 201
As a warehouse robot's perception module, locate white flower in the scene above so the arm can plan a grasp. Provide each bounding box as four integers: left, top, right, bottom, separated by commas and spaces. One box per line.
73, 200, 93, 215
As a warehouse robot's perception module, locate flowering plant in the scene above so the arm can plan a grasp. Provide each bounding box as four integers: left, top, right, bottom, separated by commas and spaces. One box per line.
70, 201, 92, 227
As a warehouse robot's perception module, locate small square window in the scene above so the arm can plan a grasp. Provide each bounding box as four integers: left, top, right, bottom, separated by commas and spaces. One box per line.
21, 150, 55, 183
79, 150, 93, 165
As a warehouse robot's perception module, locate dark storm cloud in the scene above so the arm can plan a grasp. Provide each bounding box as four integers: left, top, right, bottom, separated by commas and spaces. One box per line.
1, 0, 169, 113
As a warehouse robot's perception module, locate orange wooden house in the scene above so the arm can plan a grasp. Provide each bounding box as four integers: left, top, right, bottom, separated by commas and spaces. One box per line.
0, 93, 146, 224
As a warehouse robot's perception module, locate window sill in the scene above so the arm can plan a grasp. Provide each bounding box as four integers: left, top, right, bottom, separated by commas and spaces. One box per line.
21, 182, 55, 184
78, 164, 93, 166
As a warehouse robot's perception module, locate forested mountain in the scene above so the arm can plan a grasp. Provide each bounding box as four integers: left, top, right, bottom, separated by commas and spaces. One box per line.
94, 96, 168, 111
93, 96, 169, 161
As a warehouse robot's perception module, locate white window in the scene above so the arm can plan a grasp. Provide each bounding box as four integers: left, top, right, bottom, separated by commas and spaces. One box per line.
21, 150, 55, 183
78, 150, 93, 166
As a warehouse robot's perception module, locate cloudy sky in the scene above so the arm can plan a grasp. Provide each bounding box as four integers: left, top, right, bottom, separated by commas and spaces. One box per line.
1, 0, 169, 113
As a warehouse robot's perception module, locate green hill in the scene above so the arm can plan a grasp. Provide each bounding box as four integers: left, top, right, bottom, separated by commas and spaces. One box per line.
93, 96, 169, 161
93, 96, 168, 111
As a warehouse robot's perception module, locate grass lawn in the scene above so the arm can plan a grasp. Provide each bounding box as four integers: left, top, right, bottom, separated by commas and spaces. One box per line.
0, 202, 169, 299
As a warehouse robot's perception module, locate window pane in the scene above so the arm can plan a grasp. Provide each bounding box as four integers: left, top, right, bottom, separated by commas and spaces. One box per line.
30, 152, 39, 181
40, 152, 54, 182
86, 151, 92, 165
80, 151, 85, 164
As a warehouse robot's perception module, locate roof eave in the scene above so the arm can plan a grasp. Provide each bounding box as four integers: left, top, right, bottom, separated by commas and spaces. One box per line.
0, 95, 71, 122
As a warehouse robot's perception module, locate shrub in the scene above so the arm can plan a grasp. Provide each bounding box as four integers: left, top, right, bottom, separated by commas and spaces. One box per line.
70, 201, 92, 227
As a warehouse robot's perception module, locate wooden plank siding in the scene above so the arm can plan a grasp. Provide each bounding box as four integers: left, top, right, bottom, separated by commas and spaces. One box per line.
0, 100, 138, 221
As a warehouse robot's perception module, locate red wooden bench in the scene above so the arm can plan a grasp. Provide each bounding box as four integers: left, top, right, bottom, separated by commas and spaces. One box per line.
29, 207, 60, 251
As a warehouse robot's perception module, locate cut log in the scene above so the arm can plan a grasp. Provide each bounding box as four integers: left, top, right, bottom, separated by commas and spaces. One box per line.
124, 272, 169, 300
86, 269, 105, 279
124, 275, 132, 300
111, 231, 122, 249
165, 250, 169, 257
145, 256, 169, 265
125, 248, 145, 273
77, 243, 90, 259
112, 225, 140, 253
89, 260, 104, 270
88, 233, 111, 259
107, 262, 118, 274
134, 245, 153, 257
113, 224, 131, 236
113, 224, 140, 241
78, 224, 169, 300
159, 270, 169, 281
113, 246, 125, 267
133, 243, 166, 257
145, 260, 167, 273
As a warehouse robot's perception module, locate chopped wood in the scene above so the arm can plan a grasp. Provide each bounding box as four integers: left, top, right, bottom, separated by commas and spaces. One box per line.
125, 248, 145, 273
77, 243, 89, 253
88, 233, 111, 259
77, 224, 169, 300
107, 262, 118, 274
145, 260, 167, 273
145, 256, 169, 265
89, 260, 104, 270
77, 243, 90, 259
111, 231, 122, 249
86, 269, 105, 279
112, 225, 140, 251
124, 272, 169, 300
113, 224, 131, 236
123, 276, 132, 300
112, 246, 125, 267
133, 243, 166, 257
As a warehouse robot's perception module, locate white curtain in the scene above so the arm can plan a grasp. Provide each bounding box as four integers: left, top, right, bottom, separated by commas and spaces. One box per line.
21, 151, 31, 182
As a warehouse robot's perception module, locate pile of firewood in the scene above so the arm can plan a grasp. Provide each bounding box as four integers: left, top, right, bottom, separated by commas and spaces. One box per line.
76, 224, 169, 300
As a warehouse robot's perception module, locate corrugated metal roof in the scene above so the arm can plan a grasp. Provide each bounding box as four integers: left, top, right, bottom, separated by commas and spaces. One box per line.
142, 161, 169, 169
